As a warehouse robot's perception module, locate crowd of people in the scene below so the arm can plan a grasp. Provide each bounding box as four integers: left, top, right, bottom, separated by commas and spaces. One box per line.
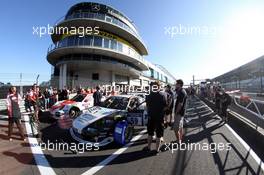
5, 84, 98, 141
5, 81, 188, 145
24, 85, 71, 112
191, 83, 232, 122
5, 80, 231, 156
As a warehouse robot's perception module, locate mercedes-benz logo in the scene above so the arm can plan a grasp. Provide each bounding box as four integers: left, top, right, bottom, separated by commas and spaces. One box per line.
92, 4, 100, 12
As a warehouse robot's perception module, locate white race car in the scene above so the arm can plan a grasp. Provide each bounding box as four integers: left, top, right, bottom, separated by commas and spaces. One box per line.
70, 95, 148, 146
51, 93, 94, 119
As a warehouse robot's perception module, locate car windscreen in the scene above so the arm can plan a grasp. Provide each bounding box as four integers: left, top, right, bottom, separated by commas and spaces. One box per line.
101, 96, 129, 110
71, 94, 86, 102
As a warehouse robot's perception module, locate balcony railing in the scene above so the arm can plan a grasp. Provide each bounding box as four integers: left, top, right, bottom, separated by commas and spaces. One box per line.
47, 35, 145, 65
54, 12, 144, 43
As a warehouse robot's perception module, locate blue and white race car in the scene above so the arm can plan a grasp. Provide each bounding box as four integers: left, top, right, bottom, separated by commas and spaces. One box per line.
70, 95, 148, 146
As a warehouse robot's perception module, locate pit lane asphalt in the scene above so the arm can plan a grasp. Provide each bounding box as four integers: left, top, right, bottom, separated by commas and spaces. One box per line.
23, 97, 264, 175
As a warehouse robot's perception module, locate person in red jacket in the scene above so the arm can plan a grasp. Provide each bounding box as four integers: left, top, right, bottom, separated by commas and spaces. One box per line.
6, 86, 26, 141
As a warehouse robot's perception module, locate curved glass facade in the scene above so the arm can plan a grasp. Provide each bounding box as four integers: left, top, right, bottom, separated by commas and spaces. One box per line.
65, 2, 137, 33
58, 12, 141, 40
48, 34, 143, 62
143, 69, 169, 84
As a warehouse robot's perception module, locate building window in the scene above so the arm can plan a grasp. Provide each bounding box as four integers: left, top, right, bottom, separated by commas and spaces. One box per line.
112, 18, 119, 25
92, 73, 99, 80
106, 16, 112, 22
111, 40, 117, 50
117, 42, 123, 52
93, 36, 102, 47
165, 76, 168, 83
78, 37, 84, 45
68, 36, 75, 46
150, 68, 154, 78
84, 35, 93, 45
103, 38, 110, 48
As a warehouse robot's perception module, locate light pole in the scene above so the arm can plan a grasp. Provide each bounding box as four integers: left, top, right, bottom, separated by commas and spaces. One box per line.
36, 74, 40, 85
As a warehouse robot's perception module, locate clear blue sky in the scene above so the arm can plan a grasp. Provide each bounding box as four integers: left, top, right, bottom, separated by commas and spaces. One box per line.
1, 0, 264, 85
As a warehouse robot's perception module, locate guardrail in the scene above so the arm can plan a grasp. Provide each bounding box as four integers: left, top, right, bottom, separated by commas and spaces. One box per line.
233, 95, 264, 121
201, 95, 264, 134
47, 35, 145, 63
56, 12, 142, 40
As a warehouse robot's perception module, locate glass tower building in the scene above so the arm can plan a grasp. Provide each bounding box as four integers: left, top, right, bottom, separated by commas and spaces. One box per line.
47, 2, 175, 89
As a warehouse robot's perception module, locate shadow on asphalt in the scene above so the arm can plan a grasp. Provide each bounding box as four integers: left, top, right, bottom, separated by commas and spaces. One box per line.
172, 97, 262, 175
2, 151, 35, 165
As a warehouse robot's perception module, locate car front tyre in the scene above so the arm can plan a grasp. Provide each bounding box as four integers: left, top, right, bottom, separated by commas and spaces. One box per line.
69, 108, 80, 119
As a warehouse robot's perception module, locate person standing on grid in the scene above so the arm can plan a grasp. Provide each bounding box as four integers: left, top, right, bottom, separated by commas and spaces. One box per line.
6, 86, 26, 141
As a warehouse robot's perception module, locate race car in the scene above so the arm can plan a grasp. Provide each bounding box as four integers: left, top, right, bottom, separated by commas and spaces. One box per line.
50, 93, 94, 119
70, 95, 148, 146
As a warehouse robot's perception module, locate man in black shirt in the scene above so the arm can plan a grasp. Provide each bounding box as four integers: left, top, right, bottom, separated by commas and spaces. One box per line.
43, 88, 50, 110
173, 79, 187, 142
61, 86, 69, 100
144, 81, 167, 154
93, 86, 102, 106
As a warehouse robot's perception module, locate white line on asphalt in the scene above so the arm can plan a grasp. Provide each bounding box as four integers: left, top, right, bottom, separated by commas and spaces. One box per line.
82, 129, 147, 175
24, 115, 56, 175
225, 124, 264, 172
199, 100, 264, 172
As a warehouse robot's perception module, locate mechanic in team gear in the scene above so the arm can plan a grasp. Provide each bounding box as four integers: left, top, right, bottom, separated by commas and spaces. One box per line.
93, 86, 102, 106
6, 86, 26, 141
144, 81, 167, 155
173, 79, 187, 143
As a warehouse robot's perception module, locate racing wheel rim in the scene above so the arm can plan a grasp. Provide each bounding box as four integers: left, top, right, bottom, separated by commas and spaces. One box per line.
69, 109, 78, 119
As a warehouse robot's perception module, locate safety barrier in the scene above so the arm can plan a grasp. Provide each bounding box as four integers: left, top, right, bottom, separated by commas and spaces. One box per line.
233, 95, 264, 121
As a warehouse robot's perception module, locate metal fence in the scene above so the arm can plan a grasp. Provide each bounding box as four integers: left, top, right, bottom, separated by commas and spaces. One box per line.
233, 95, 264, 121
